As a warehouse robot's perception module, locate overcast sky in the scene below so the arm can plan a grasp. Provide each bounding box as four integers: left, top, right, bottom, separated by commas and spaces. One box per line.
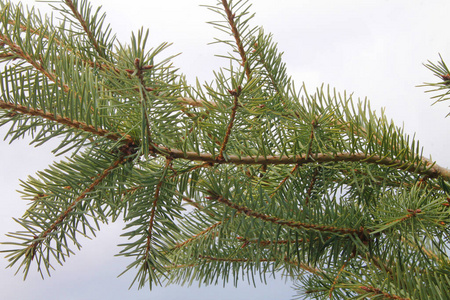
1, 1, 450, 299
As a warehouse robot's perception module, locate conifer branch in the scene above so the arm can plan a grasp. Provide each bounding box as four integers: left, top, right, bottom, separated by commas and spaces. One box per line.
198, 255, 323, 276
0, 99, 132, 142
27, 156, 125, 259
145, 158, 172, 255
221, 0, 251, 79
156, 149, 450, 181
270, 164, 299, 197
63, 0, 106, 58
356, 285, 410, 300
218, 86, 241, 160
329, 252, 355, 298
305, 167, 320, 205
0, 34, 70, 93
212, 195, 368, 236
172, 221, 222, 250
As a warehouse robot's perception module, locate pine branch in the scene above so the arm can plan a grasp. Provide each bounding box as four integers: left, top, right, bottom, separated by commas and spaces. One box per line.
0, 33, 70, 93
356, 285, 410, 300
27, 155, 125, 260
0, 99, 131, 142
221, 0, 251, 79
153, 149, 450, 181
211, 194, 367, 236
172, 221, 222, 250
144, 158, 172, 255
218, 86, 241, 160
63, 0, 106, 58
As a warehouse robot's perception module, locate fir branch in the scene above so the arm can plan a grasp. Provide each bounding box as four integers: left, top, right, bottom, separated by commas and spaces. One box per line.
145, 158, 172, 255
270, 164, 299, 197
356, 285, 411, 300
27, 156, 125, 259
305, 167, 320, 205
198, 255, 323, 277
5, 19, 119, 73
329, 252, 355, 298
221, 0, 251, 79
63, 0, 106, 58
218, 86, 241, 161
0, 33, 70, 93
172, 221, 222, 250
154, 149, 450, 181
134, 57, 156, 153
236, 236, 331, 248
212, 195, 367, 236
0, 99, 132, 142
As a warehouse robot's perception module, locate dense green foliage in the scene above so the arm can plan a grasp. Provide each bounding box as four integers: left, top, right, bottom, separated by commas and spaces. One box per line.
1, 1, 450, 298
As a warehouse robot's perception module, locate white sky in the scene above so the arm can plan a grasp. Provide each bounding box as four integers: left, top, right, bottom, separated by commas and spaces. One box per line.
1, 0, 450, 299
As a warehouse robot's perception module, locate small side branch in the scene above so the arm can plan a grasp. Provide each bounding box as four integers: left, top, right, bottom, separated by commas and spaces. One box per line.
0, 34, 70, 93
172, 221, 222, 250
27, 156, 125, 259
211, 195, 367, 236
221, 0, 251, 79
270, 164, 299, 197
64, 0, 106, 58
145, 158, 172, 255
218, 86, 241, 161
131, 58, 157, 153
356, 285, 410, 300
0, 99, 132, 142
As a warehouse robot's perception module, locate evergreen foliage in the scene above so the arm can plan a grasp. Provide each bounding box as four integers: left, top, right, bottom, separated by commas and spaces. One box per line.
1, 0, 449, 298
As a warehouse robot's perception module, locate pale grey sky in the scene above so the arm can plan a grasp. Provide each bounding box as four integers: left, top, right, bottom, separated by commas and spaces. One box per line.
1, 1, 450, 299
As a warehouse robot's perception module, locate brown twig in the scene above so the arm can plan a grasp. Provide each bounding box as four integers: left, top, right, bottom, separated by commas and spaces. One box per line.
145, 158, 172, 254
212, 195, 368, 236
27, 156, 125, 259
151, 149, 450, 181
0, 99, 132, 143
0, 34, 70, 93
221, 0, 251, 79
173, 221, 223, 250
305, 167, 320, 205
357, 285, 410, 300
133, 58, 157, 153
329, 252, 355, 298
64, 0, 105, 58
218, 86, 241, 161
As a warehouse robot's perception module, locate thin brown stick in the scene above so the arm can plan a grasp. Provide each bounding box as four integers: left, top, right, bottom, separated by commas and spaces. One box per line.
221, 0, 251, 79
0, 34, 70, 93
27, 156, 125, 259
218, 86, 241, 160
212, 195, 368, 236
173, 221, 222, 250
64, 0, 105, 58
357, 285, 410, 300
329, 252, 355, 298
0, 99, 132, 142
305, 167, 320, 205
134, 58, 156, 152
145, 158, 172, 254
153, 149, 449, 181
270, 164, 299, 197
